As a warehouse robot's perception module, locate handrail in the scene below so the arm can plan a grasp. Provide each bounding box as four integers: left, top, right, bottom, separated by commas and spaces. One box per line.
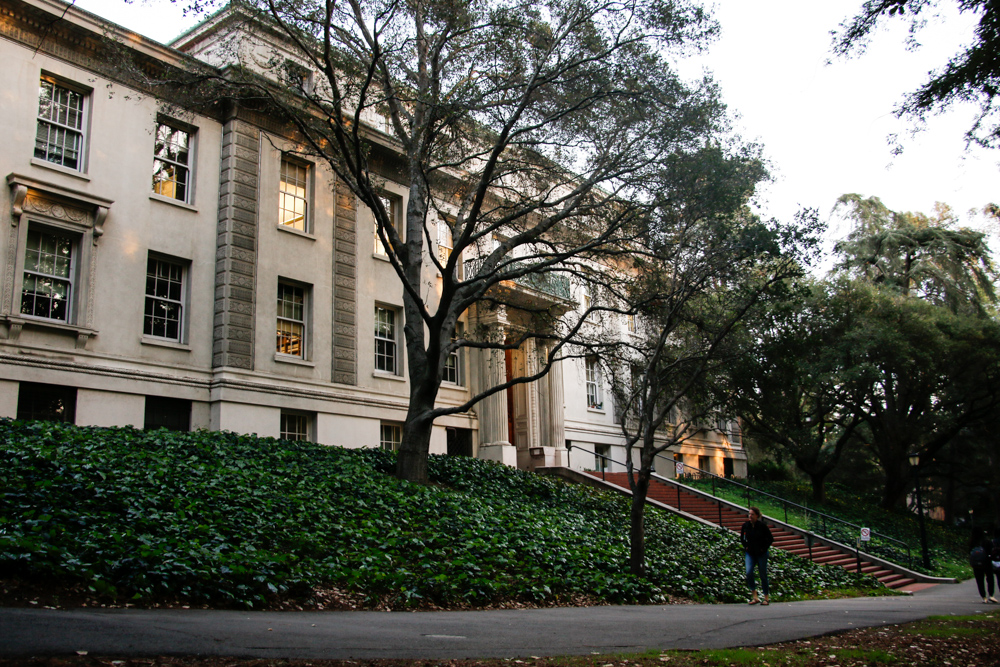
566, 444, 913, 567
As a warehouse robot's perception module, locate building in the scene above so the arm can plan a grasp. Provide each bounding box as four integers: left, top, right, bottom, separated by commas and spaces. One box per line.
0, 0, 747, 479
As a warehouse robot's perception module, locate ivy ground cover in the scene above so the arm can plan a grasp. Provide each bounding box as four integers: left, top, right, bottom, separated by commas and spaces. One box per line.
0, 421, 882, 609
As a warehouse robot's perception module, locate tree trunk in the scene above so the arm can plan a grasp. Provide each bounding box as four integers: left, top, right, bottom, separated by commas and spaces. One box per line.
881, 457, 912, 510
808, 471, 826, 504
628, 468, 651, 577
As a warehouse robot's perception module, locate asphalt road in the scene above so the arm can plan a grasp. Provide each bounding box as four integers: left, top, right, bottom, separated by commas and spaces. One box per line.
1, 580, 994, 660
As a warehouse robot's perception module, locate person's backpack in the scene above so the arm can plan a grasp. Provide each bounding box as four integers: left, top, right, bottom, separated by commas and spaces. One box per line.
970, 545, 987, 568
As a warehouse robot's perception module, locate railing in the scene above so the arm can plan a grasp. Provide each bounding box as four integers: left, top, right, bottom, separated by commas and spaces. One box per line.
463, 258, 572, 300
566, 444, 913, 567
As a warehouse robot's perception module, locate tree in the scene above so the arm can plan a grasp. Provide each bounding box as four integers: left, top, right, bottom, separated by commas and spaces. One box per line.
834, 194, 997, 313
721, 281, 866, 504
595, 143, 820, 576
833, 0, 1000, 147
140, 0, 729, 483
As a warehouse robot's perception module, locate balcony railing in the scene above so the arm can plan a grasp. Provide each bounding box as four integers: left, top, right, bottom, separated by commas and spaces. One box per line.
463, 258, 572, 301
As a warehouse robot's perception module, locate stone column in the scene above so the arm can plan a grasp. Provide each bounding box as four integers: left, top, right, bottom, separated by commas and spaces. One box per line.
547, 346, 566, 464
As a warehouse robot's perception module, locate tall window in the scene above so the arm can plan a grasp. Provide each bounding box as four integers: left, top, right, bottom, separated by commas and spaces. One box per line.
581, 283, 593, 310
438, 219, 453, 265
374, 195, 397, 256
380, 422, 402, 451
144, 257, 184, 341
152, 122, 192, 203
35, 78, 86, 171
443, 325, 462, 385
374, 305, 398, 373
585, 356, 603, 410
281, 411, 310, 441
276, 282, 306, 358
595, 444, 610, 472
279, 158, 309, 231
626, 313, 636, 333
21, 229, 73, 322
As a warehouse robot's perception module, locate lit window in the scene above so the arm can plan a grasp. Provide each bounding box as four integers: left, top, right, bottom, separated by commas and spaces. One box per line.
443, 325, 463, 385
21, 229, 73, 322
582, 283, 592, 310
152, 122, 193, 203
35, 78, 86, 171
279, 158, 309, 231
374, 305, 398, 373
277, 282, 306, 358
281, 411, 310, 441
144, 257, 184, 341
374, 195, 398, 256
380, 422, 402, 451
438, 219, 453, 265
626, 313, 636, 333
586, 356, 603, 410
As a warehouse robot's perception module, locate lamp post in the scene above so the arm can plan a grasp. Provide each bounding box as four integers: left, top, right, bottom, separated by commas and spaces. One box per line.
908, 452, 931, 569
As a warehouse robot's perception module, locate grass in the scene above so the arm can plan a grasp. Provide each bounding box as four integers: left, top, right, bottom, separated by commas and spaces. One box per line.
0, 419, 884, 609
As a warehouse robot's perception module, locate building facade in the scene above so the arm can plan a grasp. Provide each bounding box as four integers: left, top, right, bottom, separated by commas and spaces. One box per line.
0, 0, 747, 479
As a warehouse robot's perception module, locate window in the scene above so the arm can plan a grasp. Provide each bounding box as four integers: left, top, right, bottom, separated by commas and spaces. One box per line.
35, 77, 86, 171
144, 396, 191, 431
581, 283, 593, 311
374, 305, 398, 373
144, 257, 184, 341
279, 157, 309, 231
595, 444, 610, 473
626, 313, 636, 333
276, 282, 306, 358
152, 122, 192, 203
442, 324, 463, 385
17, 382, 76, 423
281, 411, 311, 441
380, 422, 403, 451
21, 228, 73, 322
585, 356, 603, 410
438, 218, 453, 265
374, 195, 398, 256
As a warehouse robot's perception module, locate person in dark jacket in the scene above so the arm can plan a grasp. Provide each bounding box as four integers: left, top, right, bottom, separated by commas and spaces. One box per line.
740, 506, 774, 605
970, 527, 996, 604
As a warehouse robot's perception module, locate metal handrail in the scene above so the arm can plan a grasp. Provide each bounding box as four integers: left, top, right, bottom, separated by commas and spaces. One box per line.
566, 444, 912, 566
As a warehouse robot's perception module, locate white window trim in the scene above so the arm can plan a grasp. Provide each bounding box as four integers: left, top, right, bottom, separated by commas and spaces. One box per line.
276, 281, 308, 360
374, 304, 400, 376
442, 324, 464, 386
35, 75, 90, 174
373, 193, 400, 258
151, 118, 196, 205
280, 410, 313, 442
586, 356, 604, 411
143, 254, 187, 344
278, 154, 312, 233
380, 421, 403, 451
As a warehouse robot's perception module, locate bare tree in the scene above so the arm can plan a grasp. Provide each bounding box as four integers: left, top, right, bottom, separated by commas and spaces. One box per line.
134, 0, 730, 482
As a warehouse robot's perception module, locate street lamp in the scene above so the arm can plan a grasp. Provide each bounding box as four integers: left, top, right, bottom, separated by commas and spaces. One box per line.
908, 452, 931, 569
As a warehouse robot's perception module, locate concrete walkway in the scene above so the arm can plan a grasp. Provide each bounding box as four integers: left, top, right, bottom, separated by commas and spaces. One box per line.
1, 580, 994, 660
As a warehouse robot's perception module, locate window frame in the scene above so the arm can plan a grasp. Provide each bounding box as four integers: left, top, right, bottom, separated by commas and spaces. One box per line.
280, 410, 312, 441
374, 304, 400, 375
380, 421, 403, 451
373, 193, 400, 257
151, 118, 196, 205
276, 281, 308, 360
143, 254, 187, 343
278, 155, 311, 233
442, 323, 464, 386
585, 356, 604, 411
19, 225, 76, 324
34, 75, 89, 173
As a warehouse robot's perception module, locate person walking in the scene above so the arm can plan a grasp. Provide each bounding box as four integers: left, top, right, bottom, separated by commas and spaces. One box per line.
969, 527, 996, 604
741, 506, 774, 605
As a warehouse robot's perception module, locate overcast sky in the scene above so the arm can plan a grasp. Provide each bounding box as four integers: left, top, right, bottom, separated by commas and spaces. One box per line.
74, 0, 1000, 246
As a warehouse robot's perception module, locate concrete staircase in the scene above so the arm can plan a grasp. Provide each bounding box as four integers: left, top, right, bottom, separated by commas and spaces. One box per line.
586, 471, 918, 590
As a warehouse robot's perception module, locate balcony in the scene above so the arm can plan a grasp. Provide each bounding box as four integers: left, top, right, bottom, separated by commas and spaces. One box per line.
463, 257, 572, 305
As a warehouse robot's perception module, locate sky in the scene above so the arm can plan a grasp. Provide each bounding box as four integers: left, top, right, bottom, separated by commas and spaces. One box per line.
73, 0, 1000, 248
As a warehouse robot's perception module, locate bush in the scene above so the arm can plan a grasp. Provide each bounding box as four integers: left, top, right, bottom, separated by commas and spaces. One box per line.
0, 420, 881, 608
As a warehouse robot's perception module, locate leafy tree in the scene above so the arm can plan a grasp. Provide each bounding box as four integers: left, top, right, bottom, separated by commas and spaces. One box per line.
834, 0, 1000, 147
596, 144, 820, 576
834, 194, 997, 313
721, 281, 867, 504
137, 0, 728, 483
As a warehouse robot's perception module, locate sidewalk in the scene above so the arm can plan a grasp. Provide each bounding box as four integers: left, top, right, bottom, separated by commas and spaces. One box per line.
0, 580, 992, 660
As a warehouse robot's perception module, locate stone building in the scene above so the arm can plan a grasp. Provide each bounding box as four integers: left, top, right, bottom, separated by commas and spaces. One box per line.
0, 0, 747, 478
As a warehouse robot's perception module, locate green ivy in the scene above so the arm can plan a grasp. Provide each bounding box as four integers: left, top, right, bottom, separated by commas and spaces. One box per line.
0, 421, 880, 608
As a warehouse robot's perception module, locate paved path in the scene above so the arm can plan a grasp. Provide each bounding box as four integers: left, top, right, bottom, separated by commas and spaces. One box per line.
1, 580, 994, 660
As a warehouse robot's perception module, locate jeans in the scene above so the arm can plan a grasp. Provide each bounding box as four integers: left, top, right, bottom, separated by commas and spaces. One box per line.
745, 551, 769, 596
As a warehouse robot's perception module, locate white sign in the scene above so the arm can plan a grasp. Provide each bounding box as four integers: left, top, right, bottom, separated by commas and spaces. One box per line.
860, 527, 871, 542
675, 461, 684, 478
